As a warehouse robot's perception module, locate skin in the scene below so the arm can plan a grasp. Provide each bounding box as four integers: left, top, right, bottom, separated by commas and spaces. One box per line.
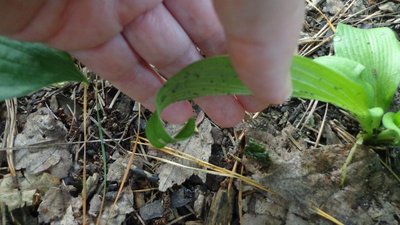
0, 0, 304, 127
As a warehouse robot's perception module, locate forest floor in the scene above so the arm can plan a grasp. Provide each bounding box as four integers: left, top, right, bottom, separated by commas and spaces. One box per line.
1, 0, 400, 224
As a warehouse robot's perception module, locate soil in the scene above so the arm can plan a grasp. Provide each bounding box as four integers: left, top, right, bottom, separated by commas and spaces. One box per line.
1, 1, 400, 225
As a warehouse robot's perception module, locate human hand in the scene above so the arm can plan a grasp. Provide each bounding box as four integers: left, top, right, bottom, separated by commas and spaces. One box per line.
1, 0, 303, 127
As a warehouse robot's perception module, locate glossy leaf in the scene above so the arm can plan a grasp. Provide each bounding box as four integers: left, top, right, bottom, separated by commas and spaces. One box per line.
0, 36, 87, 101
334, 23, 400, 110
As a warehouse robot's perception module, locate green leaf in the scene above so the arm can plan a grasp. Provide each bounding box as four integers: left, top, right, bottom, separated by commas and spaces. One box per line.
379, 112, 400, 145
146, 56, 249, 148
146, 55, 372, 148
0, 36, 88, 101
293, 56, 371, 123
334, 23, 400, 110
244, 138, 270, 167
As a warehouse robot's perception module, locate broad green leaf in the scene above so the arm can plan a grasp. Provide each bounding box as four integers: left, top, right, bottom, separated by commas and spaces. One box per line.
292, 56, 375, 133
0, 36, 88, 101
334, 23, 400, 110
146, 55, 371, 148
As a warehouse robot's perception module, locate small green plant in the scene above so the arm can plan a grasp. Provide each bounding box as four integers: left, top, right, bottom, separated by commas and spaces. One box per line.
244, 138, 271, 167
145, 23, 400, 149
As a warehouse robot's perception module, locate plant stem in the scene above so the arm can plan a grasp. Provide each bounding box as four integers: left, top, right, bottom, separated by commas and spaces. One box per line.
340, 137, 364, 186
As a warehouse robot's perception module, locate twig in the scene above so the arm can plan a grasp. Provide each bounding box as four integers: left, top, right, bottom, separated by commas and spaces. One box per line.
4, 98, 17, 176
82, 84, 88, 225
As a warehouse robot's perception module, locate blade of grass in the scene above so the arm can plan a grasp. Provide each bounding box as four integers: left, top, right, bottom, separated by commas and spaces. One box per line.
94, 80, 107, 225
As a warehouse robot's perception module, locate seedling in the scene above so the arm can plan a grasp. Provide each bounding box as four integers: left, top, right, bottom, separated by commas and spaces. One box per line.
144, 23, 400, 184
145, 23, 400, 150
244, 138, 270, 167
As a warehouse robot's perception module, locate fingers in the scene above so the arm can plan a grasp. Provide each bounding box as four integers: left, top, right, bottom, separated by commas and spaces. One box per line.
123, 4, 245, 127
214, 0, 304, 109
10, 0, 162, 51
70, 34, 193, 124
164, 0, 226, 56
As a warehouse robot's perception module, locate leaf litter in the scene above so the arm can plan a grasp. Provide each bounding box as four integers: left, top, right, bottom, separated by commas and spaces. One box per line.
156, 118, 213, 192
1, 0, 400, 224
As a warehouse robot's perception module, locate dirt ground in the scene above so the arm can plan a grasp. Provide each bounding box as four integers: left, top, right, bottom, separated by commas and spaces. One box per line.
1, 0, 400, 224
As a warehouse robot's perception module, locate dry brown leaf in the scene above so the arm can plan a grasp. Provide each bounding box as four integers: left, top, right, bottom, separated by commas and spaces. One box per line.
14, 108, 72, 178
38, 186, 71, 223
157, 118, 213, 192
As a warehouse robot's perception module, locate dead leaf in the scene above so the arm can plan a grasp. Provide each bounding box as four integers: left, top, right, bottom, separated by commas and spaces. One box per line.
14, 108, 72, 178
139, 199, 164, 221
38, 186, 71, 223
0, 186, 37, 210
157, 119, 213, 192
98, 188, 134, 225
88, 194, 102, 217
54, 196, 83, 225
0, 172, 59, 210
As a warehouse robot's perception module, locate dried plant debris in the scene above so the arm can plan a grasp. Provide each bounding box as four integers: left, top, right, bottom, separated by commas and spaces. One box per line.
241, 119, 400, 224
14, 107, 73, 178
157, 118, 213, 192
